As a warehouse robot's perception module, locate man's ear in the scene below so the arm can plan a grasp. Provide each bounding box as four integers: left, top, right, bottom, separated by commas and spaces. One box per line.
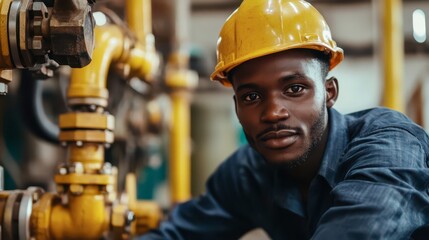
325, 77, 339, 108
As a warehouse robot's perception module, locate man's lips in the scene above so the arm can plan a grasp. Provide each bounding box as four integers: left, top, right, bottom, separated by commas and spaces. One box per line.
259, 129, 299, 149
259, 129, 298, 141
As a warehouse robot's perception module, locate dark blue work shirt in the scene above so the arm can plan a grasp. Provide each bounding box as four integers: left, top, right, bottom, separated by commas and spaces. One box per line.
141, 108, 429, 239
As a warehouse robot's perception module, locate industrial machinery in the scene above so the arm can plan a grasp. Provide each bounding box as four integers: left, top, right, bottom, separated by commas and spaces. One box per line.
0, 0, 168, 239
0, 0, 95, 94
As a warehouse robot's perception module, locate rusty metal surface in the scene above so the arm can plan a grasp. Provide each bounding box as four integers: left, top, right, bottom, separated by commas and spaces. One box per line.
49, 0, 95, 67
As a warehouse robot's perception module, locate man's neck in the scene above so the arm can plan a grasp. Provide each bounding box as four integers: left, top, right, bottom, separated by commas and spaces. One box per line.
282, 126, 329, 186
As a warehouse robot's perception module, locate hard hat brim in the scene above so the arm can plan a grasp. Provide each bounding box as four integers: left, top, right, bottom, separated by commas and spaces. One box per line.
210, 43, 344, 87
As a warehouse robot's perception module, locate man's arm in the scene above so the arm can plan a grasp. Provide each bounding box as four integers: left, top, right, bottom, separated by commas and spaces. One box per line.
312, 128, 429, 239
139, 151, 255, 240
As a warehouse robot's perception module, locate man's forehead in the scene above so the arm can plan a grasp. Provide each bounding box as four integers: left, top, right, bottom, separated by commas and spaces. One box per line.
231, 51, 320, 79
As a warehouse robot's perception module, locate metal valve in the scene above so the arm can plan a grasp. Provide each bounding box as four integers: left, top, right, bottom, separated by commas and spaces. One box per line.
0, 0, 96, 94
7, 0, 95, 68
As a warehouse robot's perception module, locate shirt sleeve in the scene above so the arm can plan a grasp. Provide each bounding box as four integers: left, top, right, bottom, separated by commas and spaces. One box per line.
312, 128, 429, 240
137, 155, 255, 240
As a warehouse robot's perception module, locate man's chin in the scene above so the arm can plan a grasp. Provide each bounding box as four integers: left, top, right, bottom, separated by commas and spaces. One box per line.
262, 151, 308, 169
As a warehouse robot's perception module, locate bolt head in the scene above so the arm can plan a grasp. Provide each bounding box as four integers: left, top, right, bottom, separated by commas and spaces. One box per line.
101, 162, 112, 174
58, 167, 67, 175
72, 162, 84, 174
69, 184, 84, 195
105, 184, 114, 193
125, 210, 135, 224
49, 5, 94, 67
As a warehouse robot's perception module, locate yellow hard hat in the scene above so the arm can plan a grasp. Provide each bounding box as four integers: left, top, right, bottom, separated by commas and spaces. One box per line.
210, 0, 344, 86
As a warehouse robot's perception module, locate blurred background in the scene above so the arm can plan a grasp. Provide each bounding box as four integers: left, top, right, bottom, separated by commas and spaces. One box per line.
0, 0, 427, 239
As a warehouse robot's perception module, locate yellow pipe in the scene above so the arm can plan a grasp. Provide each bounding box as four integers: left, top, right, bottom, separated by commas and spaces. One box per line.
382, 0, 404, 112
0, 0, 13, 68
126, 173, 163, 235
125, 0, 152, 43
68, 24, 158, 102
126, 173, 137, 208
169, 91, 192, 203
125, 0, 158, 80
50, 187, 109, 239
68, 25, 124, 100
69, 143, 104, 172
128, 42, 156, 80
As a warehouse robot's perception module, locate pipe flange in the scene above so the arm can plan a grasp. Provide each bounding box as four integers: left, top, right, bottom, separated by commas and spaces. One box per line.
2, 188, 45, 240
59, 130, 114, 144
18, 0, 33, 67
18, 187, 44, 240
68, 98, 108, 109
0, 0, 14, 68
18, 191, 33, 240
3, 191, 19, 240
8, 0, 22, 68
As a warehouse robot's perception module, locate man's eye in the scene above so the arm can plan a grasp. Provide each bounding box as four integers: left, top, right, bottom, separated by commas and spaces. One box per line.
285, 85, 304, 94
243, 93, 260, 102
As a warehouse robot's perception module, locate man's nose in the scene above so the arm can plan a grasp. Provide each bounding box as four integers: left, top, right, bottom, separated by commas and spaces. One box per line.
260, 98, 289, 123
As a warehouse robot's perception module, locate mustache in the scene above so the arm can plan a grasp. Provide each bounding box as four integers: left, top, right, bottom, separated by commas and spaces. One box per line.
256, 124, 299, 139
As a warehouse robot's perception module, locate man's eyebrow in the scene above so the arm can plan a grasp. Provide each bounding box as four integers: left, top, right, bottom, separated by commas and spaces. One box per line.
236, 83, 259, 92
280, 73, 307, 82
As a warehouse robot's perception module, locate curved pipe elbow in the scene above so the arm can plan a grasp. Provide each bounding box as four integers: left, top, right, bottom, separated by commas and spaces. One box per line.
68, 25, 125, 101
68, 24, 159, 102
128, 42, 159, 83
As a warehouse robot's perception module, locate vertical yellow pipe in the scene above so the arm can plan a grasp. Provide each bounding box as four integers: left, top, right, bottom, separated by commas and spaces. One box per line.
382, 0, 404, 112
69, 144, 104, 172
169, 91, 191, 202
125, 0, 152, 45
126, 173, 137, 208
165, 0, 197, 204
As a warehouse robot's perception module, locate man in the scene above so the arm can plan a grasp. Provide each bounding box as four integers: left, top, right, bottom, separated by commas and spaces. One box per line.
141, 0, 429, 239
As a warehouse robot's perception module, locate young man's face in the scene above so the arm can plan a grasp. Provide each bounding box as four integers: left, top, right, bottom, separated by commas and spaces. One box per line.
231, 50, 337, 167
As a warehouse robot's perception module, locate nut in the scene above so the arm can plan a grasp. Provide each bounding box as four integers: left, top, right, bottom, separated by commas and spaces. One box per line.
125, 210, 135, 226
71, 162, 84, 174
105, 184, 114, 193
69, 184, 84, 195
58, 167, 67, 175
59, 112, 115, 131
0, 70, 12, 84
49, 1, 94, 67
76, 141, 83, 147
101, 163, 112, 175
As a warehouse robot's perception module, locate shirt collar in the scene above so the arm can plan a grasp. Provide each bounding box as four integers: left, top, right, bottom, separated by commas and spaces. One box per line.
272, 108, 349, 216
317, 108, 349, 188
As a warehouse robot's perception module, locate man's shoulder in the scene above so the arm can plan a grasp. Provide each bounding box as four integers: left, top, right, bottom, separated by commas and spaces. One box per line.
345, 107, 426, 137
346, 107, 410, 125
329, 107, 429, 184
